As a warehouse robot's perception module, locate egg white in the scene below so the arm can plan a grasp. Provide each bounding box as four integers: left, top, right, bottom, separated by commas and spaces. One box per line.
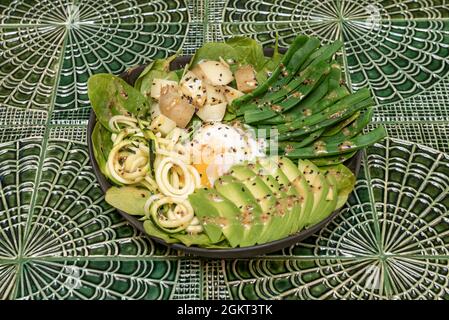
185, 123, 266, 186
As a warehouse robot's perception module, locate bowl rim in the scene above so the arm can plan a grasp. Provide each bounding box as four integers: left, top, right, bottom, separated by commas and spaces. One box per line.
86, 48, 362, 258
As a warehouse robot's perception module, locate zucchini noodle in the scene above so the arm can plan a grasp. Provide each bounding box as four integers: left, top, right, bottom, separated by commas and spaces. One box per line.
107, 139, 149, 184
149, 197, 194, 233
186, 217, 203, 234
144, 194, 163, 219
112, 128, 142, 145
109, 115, 138, 132
153, 127, 201, 199
105, 115, 203, 236
156, 157, 194, 198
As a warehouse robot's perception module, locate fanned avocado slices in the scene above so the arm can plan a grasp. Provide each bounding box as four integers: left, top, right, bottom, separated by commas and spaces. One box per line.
275, 157, 314, 233
214, 175, 264, 247
189, 188, 244, 247
314, 174, 338, 225
229, 164, 283, 244
297, 159, 330, 227
258, 157, 305, 237
250, 162, 292, 242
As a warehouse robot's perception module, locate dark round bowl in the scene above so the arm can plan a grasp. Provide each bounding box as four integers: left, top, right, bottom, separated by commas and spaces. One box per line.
87, 48, 362, 258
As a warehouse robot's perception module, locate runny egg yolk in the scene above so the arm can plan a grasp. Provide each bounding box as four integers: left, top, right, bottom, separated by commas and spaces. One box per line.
186, 123, 266, 188
193, 163, 211, 188
192, 144, 227, 188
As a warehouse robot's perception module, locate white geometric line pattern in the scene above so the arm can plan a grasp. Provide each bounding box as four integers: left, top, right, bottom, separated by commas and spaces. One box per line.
0, 26, 65, 113
16, 259, 177, 300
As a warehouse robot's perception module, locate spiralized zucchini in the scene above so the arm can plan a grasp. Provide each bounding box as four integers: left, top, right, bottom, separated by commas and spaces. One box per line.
154, 128, 202, 199
107, 117, 203, 235
109, 115, 138, 132
107, 139, 149, 184
146, 197, 196, 233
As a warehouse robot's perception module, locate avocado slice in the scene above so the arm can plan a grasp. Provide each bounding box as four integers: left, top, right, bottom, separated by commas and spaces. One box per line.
258, 157, 302, 237
105, 186, 152, 216
276, 157, 314, 234
251, 162, 291, 242
315, 174, 338, 224
215, 175, 264, 247
319, 164, 356, 210
229, 164, 282, 244
189, 188, 244, 247
297, 160, 330, 227
188, 190, 224, 244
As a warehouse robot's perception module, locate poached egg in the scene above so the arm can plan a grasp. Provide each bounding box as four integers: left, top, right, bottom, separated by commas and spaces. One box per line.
185, 123, 266, 187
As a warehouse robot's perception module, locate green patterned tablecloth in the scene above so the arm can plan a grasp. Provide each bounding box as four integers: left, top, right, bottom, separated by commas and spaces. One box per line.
1, 0, 449, 300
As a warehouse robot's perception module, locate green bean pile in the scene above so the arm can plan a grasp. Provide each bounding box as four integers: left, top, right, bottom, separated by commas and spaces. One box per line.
230, 35, 386, 166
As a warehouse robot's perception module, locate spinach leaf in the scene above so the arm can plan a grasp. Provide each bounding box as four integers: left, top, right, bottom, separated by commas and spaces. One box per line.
256, 37, 283, 83
190, 42, 239, 66
88, 74, 149, 130
134, 54, 178, 90
170, 233, 222, 247
134, 54, 179, 100
143, 220, 180, 244
225, 36, 266, 71
105, 186, 152, 216
91, 121, 113, 177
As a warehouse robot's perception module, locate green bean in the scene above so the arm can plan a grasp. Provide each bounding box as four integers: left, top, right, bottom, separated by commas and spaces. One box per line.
310, 151, 358, 166
277, 88, 371, 135
230, 35, 309, 110
320, 108, 374, 144
278, 128, 325, 153
322, 111, 360, 137
243, 61, 331, 123
284, 126, 387, 159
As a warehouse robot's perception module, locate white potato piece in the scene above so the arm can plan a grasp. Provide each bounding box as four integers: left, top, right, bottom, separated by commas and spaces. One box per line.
150, 79, 178, 100
149, 103, 161, 119
150, 114, 177, 136
196, 102, 227, 122
191, 65, 206, 81
221, 86, 244, 104
234, 65, 258, 93
198, 60, 234, 86
179, 71, 206, 107
205, 84, 226, 106
159, 85, 196, 128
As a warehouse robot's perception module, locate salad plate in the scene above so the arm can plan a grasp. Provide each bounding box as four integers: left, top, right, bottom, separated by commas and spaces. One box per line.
87, 36, 384, 258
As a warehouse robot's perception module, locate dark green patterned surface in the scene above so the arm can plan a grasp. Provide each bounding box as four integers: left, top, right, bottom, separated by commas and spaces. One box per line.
0, 0, 448, 299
